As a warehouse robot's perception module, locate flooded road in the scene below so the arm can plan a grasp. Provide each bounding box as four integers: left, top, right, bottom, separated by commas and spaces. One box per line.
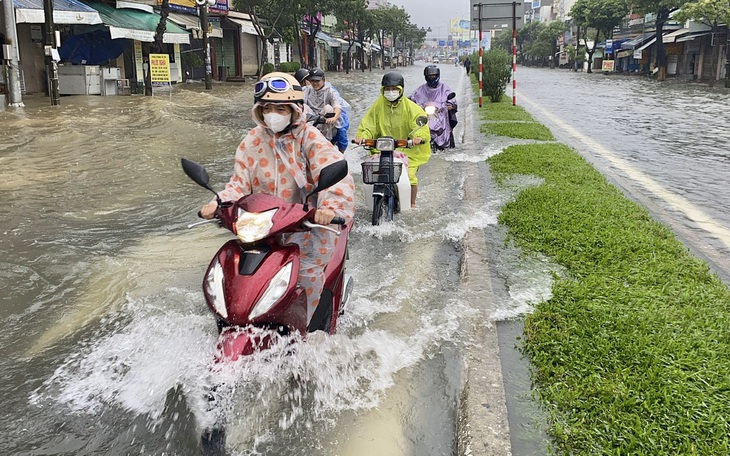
515, 67, 730, 280
1, 64, 521, 455
4, 62, 728, 455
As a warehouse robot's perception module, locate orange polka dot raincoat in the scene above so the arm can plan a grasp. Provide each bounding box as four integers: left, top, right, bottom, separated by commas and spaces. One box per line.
216, 102, 356, 324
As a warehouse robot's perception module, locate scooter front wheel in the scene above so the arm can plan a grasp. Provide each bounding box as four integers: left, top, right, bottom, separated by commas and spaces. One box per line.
371, 194, 390, 225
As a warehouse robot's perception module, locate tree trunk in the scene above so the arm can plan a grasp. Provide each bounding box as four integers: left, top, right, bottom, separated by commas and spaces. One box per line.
709, 29, 720, 88
654, 8, 669, 81
146, 0, 168, 96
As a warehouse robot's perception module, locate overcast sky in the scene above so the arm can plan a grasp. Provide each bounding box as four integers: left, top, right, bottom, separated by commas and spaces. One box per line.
387, 0, 471, 38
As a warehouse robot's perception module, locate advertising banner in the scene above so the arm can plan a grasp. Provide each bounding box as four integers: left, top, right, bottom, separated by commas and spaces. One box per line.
450, 19, 471, 35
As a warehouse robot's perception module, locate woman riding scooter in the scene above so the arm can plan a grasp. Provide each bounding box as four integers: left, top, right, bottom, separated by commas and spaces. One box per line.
200, 72, 355, 325
409, 65, 457, 150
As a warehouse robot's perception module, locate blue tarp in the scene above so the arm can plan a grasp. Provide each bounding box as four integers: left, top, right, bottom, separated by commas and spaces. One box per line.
58, 29, 130, 65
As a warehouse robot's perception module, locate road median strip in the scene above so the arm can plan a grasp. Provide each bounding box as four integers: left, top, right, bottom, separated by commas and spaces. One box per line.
476, 85, 730, 454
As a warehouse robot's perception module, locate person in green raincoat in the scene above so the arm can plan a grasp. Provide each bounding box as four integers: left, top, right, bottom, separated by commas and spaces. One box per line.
355, 72, 431, 208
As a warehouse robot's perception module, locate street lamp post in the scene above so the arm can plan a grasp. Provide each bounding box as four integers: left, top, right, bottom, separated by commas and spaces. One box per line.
196, 0, 215, 90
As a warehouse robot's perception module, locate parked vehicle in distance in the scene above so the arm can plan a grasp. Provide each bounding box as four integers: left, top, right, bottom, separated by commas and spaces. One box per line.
433, 57, 440, 64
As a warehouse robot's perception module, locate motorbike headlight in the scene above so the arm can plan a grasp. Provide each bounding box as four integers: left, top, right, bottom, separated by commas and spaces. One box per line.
249, 261, 293, 320
375, 138, 395, 151
235, 208, 276, 243
205, 258, 228, 319
424, 105, 437, 115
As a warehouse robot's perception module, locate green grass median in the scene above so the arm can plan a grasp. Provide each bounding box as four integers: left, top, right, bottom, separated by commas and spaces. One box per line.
480, 95, 730, 454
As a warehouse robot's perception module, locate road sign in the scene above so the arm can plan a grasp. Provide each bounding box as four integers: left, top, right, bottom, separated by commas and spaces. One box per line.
470, 1, 525, 30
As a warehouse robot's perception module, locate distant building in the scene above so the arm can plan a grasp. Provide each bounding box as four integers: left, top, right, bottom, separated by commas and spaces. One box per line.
368, 0, 389, 9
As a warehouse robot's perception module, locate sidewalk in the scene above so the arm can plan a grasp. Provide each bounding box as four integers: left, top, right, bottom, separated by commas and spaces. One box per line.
455, 75, 512, 456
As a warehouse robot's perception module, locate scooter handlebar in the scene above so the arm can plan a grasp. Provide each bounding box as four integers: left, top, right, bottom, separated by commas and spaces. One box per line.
353, 138, 414, 148
331, 216, 346, 225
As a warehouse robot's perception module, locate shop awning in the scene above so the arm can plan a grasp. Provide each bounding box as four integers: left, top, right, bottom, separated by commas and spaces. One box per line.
663, 28, 690, 43
167, 12, 222, 39
635, 36, 656, 52
620, 33, 654, 50
316, 31, 340, 48
677, 31, 711, 43
665, 23, 712, 43
13, 0, 102, 24
226, 16, 257, 36
86, 1, 190, 44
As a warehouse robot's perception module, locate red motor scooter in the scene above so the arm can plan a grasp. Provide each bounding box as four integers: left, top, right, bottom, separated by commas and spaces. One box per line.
181, 158, 354, 363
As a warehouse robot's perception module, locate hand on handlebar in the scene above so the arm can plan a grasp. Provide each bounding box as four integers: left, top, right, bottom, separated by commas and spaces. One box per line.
200, 201, 218, 219
412, 137, 424, 145
314, 208, 336, 225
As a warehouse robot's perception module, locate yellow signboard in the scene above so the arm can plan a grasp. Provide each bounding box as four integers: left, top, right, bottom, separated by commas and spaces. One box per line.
602, 60, 615, 72
150, 53, 171, 83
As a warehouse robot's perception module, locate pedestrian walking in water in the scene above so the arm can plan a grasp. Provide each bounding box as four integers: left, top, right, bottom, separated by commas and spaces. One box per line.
464, 57, 471, 75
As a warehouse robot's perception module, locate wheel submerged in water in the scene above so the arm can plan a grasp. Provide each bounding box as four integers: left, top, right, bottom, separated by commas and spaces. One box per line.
371, 194, 390, 225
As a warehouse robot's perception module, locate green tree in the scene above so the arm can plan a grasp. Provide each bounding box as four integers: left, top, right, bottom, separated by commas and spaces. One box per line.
674, 0, 730, 87
298, 0, 337, 68
333, 0, 369, 73
633, 0, 693, 80
570, 0, 629, 73
371, 5, 411, 69
234, 0, 293, 76
482, 48, 512, 102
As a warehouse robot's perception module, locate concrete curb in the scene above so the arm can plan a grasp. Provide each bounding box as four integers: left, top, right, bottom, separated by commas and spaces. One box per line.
456, 75, 512, 456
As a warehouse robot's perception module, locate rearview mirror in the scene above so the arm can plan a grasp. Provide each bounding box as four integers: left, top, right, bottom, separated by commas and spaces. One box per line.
304, 160, 349, 211
182, 158, 210, 188
313, 160, 348, 193
416, 116, 428, 127
447, 92, 456, 100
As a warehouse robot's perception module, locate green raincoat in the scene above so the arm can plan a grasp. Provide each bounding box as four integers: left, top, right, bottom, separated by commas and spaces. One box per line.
356, 87, 431, 185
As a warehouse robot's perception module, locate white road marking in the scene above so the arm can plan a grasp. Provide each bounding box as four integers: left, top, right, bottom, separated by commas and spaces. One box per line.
518, 93, 730, 251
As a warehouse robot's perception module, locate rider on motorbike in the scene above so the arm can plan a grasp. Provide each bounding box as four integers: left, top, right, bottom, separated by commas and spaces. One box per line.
200, 72, 355, 324
409, 65, 457, 151
302, 67, 347, 152
355, 72, 431, 208
296, 68, 352, 153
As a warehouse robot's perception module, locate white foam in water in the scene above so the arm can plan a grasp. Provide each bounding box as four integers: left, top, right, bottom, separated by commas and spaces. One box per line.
30, 288, 216, 423
441, 145, 504, 163
354, 209, 497, 244
30, 275, 470, 452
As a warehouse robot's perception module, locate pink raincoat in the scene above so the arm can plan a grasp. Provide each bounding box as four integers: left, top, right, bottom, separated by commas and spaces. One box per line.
216, 102, 356, 323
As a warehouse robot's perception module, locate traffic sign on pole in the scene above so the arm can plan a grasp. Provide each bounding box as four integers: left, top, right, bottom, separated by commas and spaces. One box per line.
470, 0, 525, 31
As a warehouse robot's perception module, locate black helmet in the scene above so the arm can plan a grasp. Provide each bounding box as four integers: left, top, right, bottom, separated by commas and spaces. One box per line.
308, 67, 325, 81
424, 65, 440, 78
424, 65, 440, 87
381, 72, 404, 88
294, 68, 309, 84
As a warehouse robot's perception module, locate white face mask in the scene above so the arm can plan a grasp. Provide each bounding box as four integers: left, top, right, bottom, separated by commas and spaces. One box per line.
383, 89, 400, 102
263, 112, 291, 133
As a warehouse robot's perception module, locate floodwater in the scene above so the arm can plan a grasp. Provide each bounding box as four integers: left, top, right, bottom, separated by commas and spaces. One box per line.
515, 67, 730, 281
2, 63, 543, 455
4, 61, 727, 455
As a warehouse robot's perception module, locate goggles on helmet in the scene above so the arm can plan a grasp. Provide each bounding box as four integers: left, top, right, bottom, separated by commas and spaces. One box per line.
254, 77, 302, 99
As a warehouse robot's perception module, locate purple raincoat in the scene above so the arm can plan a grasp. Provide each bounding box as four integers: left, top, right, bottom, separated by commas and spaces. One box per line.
409, 82, 457, 149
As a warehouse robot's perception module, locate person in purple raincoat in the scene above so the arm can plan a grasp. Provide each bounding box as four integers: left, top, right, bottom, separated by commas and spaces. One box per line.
409, 65, 457, 151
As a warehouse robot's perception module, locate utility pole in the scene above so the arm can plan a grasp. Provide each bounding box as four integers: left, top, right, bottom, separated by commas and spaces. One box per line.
197, 0, 214, 90
474, 3, 484, 108
2, 0, 24, 107
43, 0, 60, 105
